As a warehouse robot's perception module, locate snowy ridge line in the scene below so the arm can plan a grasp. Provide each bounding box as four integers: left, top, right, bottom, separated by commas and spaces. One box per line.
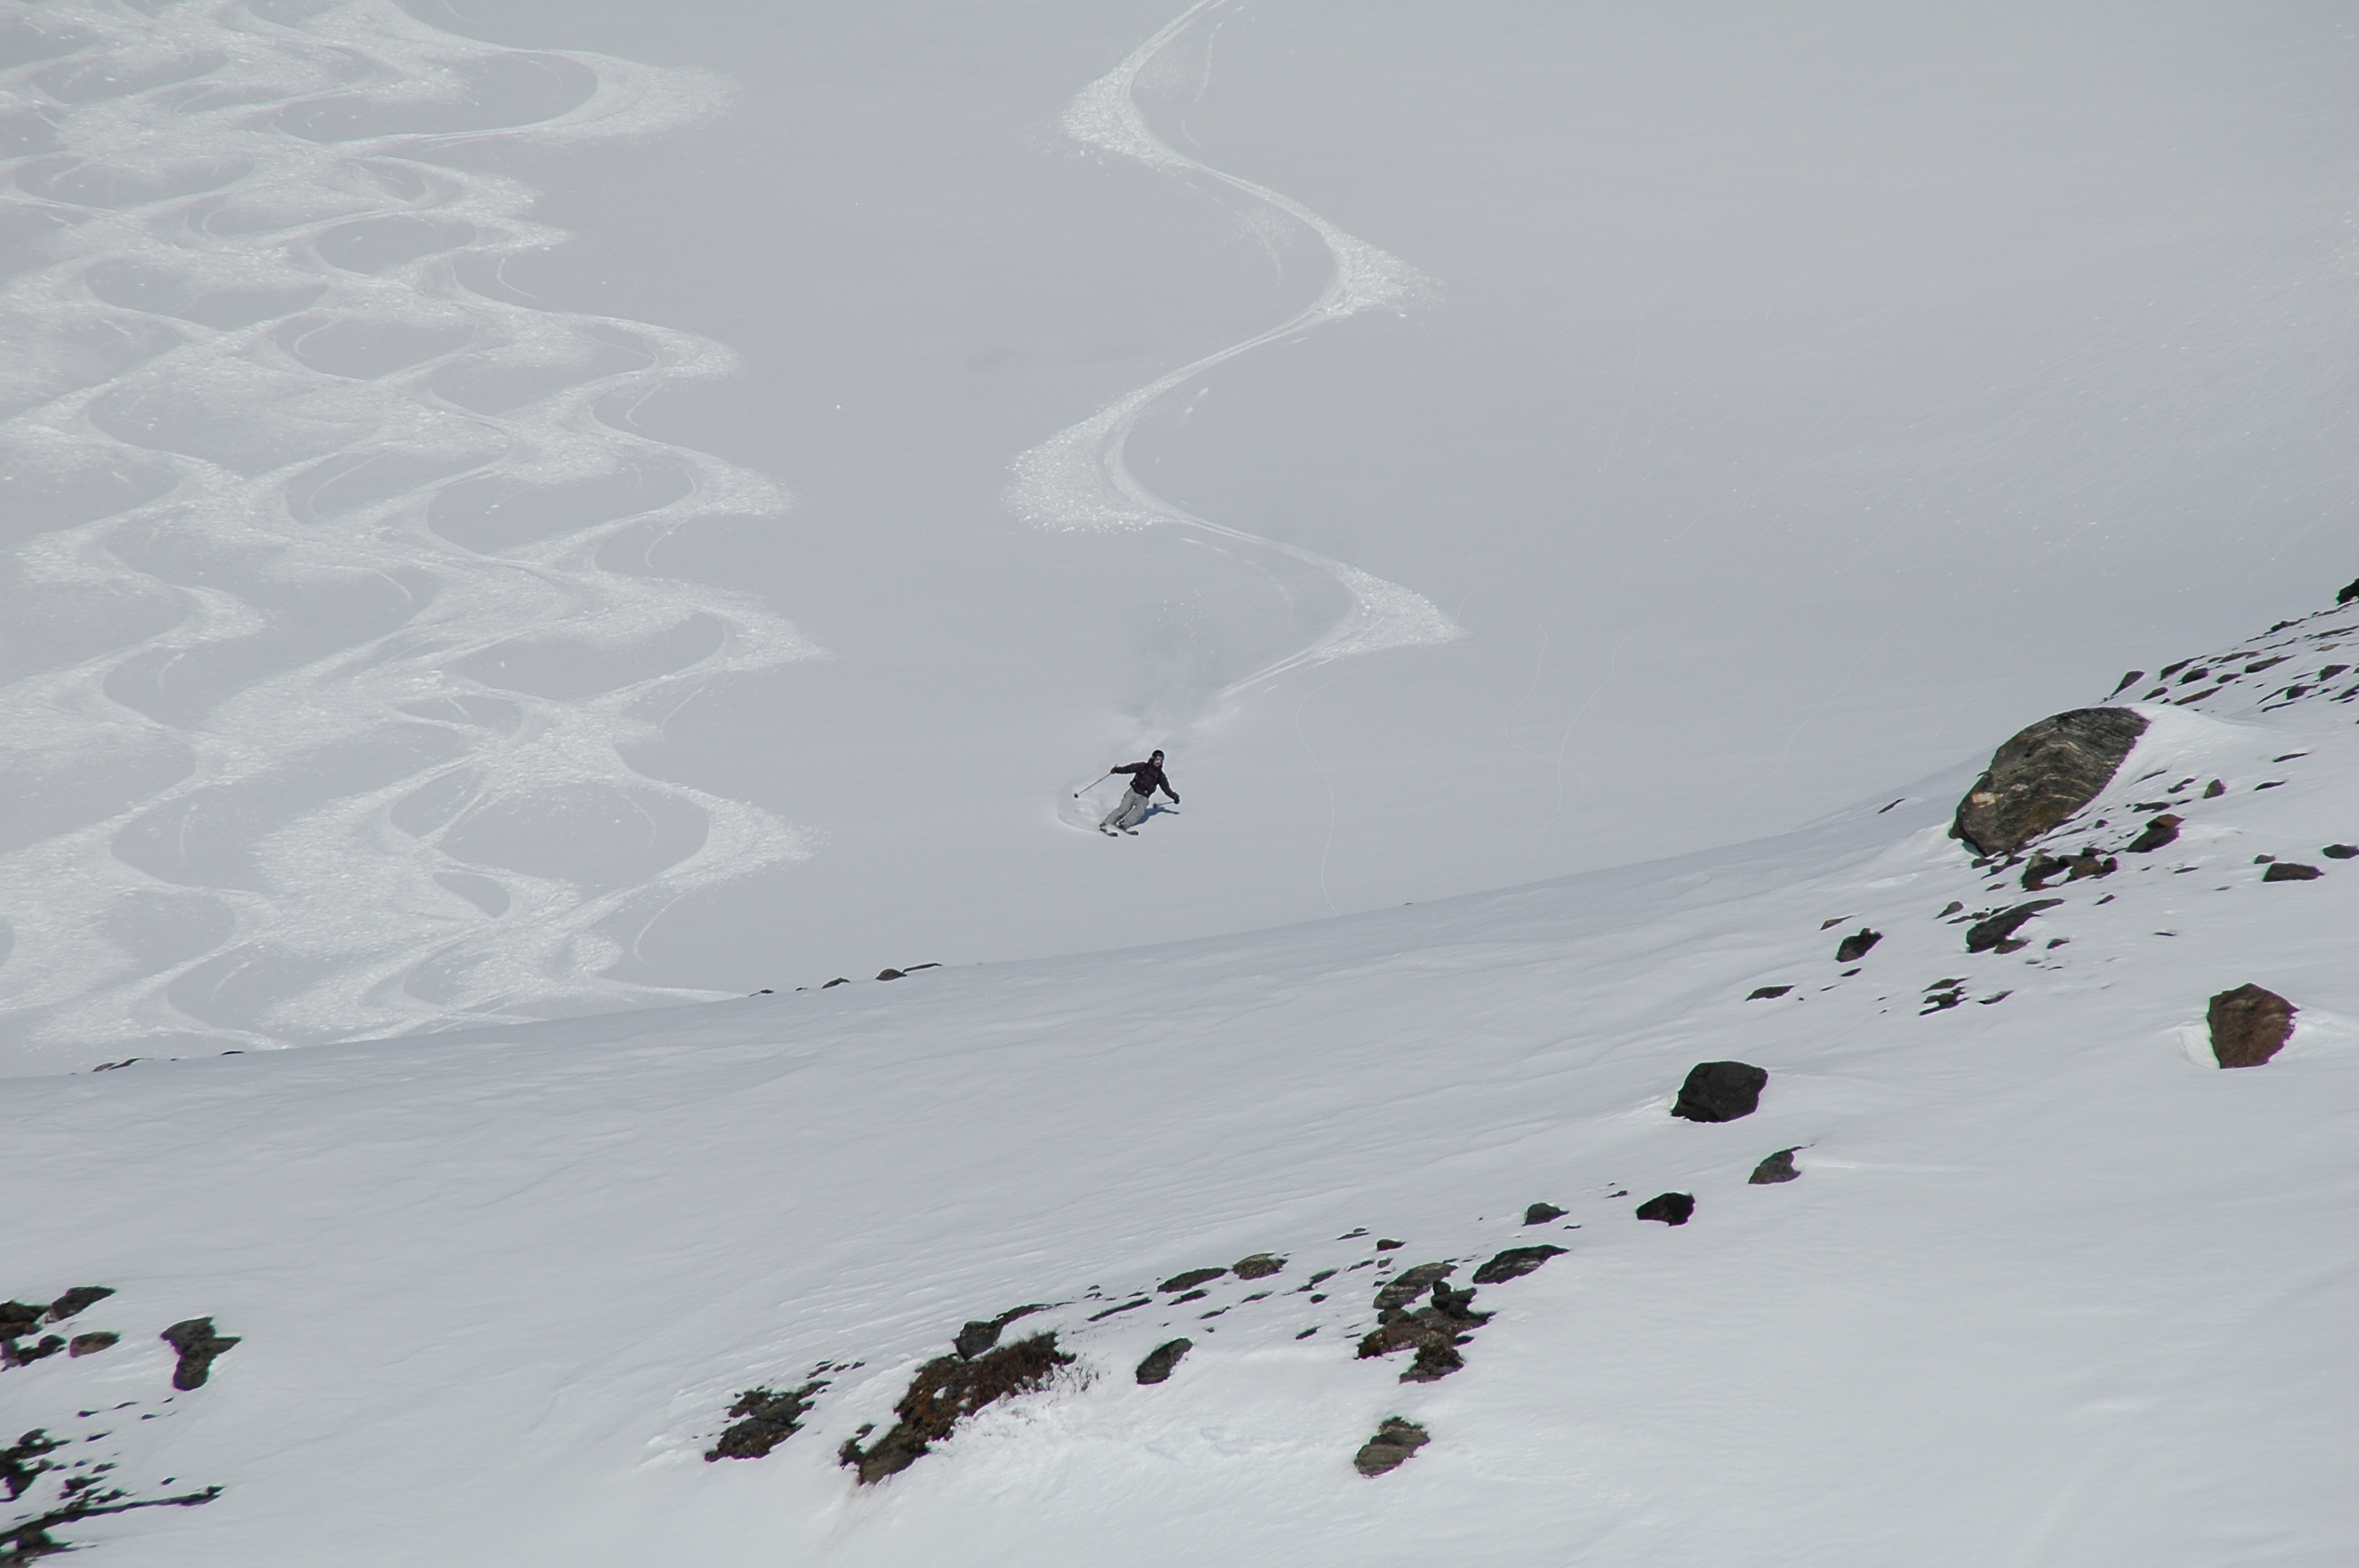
1006, 0, 1463, 699
0, 2, 820, 1064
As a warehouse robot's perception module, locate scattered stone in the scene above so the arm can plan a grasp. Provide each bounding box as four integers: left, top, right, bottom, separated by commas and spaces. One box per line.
2339, 577, 2359, 605
1522, 1202, 1567, 1225
876, 968, 906, 981
2262, 863, 2322, 882
159, 1319, 239, 1390
1471, 1245, 1566, 1284
2125, 815, 2183, 853
1171, 1289, 1209, 1305
2208, 984, 2296, 1069
1373, 1238, 1405, 1251
2023, 849, 2116, 890
1749, 1149, 1801, 1185
1746, 985, 1792, 1000
1921, 986, 1965, 1014
1087, 1298, 1150, 1321
1158, 1268, 1226, 1293
1671, 1061, 1768, 1123
820, 977, 849, 988
67, 1334, 116, 1358
3, 1336, 66, 1367
0, 1302, 41, 1338
1357, 1273, 1490, 1384
840, 1334, 1074, 1484
1965, 899, 2063, 953
44, 1288, 113, 1324
1635, 1192, 1696, 1225
1951, 708, 2150, 855
705, 1381, 824, 1461
1834, 927, 1882, 963
2203, 779, 2225, 798
1939, 900, 1965, 917
1134, 1338, 1192, 1385
1354, 1417, 1430, 1477
1231, 1253, 1285, 1280
2323, 844, 2358, 859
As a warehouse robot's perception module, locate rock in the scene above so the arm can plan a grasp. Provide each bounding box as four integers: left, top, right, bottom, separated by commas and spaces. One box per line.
840, 1334, 1074, 1484
2324, 844, 2358, 859
1965, 899, 2062, 953
3, 1335, 65, 1367
1402, 1338, 1465, 1382
66, 1334, 116, 1358
2203, 779, 2225, 798
1373, 1238, 1404, 1251
1522, 1202, 1567, 1225
1671, 1061, 1768, 1123
43, 1287, 112, 1324
1231, 1253, 1285, 1280
2208, 985, 2296, 1068
1951, 708, 2150, 855
705, 1381, 824, 1461
1747, 985, 1791, 1000
2262, 862, 2321, 882
1134, 1338, 1192, 1385
159, 1318, 240, 1390
1834, 927, 1882, 963
1354, 1417, 1430, 1477
2339, 576, 2359, 605
954, 1320, 1001, 1360
1749, 1149, 1801, 1184
0, 1302, 41, 1338
1635, 1192, 1696, 1225
1471, 1245, 1566, 1284
1373, 1263, 1456, 1312
1158, 1267, 1226, 1293
876, 968, 905, 981
2125, 814, 2182, 853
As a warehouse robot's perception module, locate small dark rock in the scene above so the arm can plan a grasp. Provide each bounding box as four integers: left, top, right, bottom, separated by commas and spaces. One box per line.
2203, 779, 2225, 798
1522, 1202, 1567, 1225
705, 1381, 824, 1461
821, 977, 849, 988
66, 1334, 116, 1359
1748, 1149, 1801, 1185
1952, 708, 2150, 855
1158, 1268, 1226, 1293
2125, 815, 2183, 853
1746, 985, 1792, 1000
1430, 1281, 1482, 1321
1402, 1338, 1465, 1382
4, 1336, 65, 1367
1471, 1245, 1566, 1284
1671, 1060, 1768, 1123
2322, 844, 2358, 859
44, 1288, 113, 1325
2262, 862, 2322, 882
1834, 927, 1882, 963
1373, 1239, 1404, 1251
1965, 899, 2063, 953
159, 1319, 239, 1390
0, 1303, 40, 1337
2339, 576, 2359, 605
1354, 1417, 1429, 1477
1134, 1338, 1192, 1385
1635, 1192, 1696, 1225
876, 968, 905, 981
1230, 1253, 1285, 1280
1171, 1289, 1209, 1305
2209, 984, 2296, 1069
954, 1321, 1001, 1360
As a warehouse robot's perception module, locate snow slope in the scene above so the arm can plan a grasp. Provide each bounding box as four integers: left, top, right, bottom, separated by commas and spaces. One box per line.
7, 593, 2355, 1564
5, 1, 2354, 1066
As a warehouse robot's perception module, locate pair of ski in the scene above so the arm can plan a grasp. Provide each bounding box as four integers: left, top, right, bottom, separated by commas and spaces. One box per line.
1099, 826, 1138, 837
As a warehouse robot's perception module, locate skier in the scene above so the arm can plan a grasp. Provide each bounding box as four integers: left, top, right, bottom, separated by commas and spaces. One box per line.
1099, 750, 1179, 835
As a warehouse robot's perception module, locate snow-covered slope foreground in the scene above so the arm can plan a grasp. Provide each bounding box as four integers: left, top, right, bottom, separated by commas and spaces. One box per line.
8, 593, 2357, 1566
5, 1, 2354, 1066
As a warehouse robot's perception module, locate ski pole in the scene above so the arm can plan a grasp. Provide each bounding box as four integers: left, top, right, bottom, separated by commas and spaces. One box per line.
1074, 772, 1112, 800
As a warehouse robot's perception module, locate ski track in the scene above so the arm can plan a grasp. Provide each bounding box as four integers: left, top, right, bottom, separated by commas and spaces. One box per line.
0, 1, 821, 1063
1008, 0, 1465, 707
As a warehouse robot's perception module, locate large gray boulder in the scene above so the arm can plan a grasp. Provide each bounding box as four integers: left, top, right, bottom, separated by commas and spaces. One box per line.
1952, 708, 2149, 856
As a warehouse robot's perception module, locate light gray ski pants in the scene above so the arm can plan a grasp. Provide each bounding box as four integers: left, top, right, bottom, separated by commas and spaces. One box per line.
1101, 789, 1153, 830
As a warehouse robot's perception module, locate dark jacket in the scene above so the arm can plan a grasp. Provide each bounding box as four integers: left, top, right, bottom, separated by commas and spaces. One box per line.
1112, 760, 1177, 802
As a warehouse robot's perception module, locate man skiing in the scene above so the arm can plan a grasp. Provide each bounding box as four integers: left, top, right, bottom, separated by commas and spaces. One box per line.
1100, 750, 1179, 835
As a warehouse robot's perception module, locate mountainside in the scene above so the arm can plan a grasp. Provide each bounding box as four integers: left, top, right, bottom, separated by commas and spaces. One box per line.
8, 590, 2355, 1566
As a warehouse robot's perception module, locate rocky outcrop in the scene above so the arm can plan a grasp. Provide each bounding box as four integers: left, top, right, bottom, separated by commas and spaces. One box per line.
705, 1382, 824, 1461
1671, 1061, 1768, 1123
2208, 984, 2295, 1069
1522, 1202, 1566, 1225
1965, 899, 2062, 954
1134, 1338, 1191, 1385
1230, 1253, 1285, 1280
1471, 1245, 1565, 1284
1635, 1192, 1696, 1225
159, 1319, 238, 1391
840, 1333, 1074, 1484
1356, 1269, 1490, 1384
1353, 1418, 1430, 1477
1952, 708, 2150, 855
